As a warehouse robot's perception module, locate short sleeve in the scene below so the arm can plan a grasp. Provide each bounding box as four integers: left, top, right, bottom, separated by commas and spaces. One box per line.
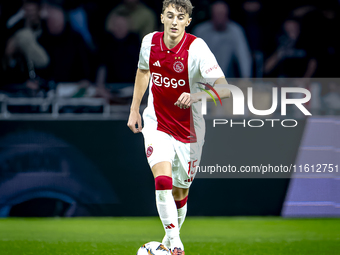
190, 38, 224, 81
137, 32, 155, 70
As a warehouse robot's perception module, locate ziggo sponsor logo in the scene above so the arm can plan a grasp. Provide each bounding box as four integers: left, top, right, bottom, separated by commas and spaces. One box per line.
152, 73, 186, 88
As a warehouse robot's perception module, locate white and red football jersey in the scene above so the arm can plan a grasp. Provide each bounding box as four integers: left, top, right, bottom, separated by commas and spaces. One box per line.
138, 31, 224, 143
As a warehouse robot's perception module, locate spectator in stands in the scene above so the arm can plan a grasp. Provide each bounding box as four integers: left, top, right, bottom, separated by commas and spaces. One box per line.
0, 33, 48, 96
64, 0, 96, 51
106, 0, 157, 41
295, 3, 339, 78
95, 13, 139, 103
289, 2, 339, 96
192, 1, 252, 78
14, 28, 50, 69
0, 3, 49, 97
6, 0, 43, 37
4, 0, 49, 72
2, 0, 49, 71
239, 0, 267, 77
37, 0, 91, 86
0, 37, 29, 91
264, 17, 317, 78
240, 0, 264, 53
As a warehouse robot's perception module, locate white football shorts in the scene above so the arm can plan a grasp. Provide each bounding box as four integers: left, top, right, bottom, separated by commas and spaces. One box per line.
142, 127, 204, 189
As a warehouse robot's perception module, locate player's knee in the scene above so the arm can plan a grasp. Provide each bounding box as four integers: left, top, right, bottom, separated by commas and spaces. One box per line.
172, 187, 189, 200
155, 175, 172, 190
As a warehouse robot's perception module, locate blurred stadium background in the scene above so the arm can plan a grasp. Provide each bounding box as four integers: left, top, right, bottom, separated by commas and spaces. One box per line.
0, 0, 339, 254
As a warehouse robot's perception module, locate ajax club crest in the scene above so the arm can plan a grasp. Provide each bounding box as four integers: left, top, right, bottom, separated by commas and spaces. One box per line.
146, 145, 153, 157
173, 57, 184, 73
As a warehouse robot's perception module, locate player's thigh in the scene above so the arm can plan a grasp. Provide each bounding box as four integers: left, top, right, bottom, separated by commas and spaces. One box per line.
172, 139, 204, 189
152, 161, 172, 178
142, 128, 176, 176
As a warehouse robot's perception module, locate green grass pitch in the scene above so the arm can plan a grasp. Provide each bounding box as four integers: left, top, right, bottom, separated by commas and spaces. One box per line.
0, 217, 339, 255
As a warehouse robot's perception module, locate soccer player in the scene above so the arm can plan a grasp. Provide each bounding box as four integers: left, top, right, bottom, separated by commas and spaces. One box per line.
127, 0, 230, 254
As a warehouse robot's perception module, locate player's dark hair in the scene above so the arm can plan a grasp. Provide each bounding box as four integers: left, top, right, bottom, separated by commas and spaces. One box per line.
162, 0, 194, 17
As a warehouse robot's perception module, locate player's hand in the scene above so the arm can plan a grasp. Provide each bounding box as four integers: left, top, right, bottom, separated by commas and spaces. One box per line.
174, 92, 198, 109
127, 110, 142, 133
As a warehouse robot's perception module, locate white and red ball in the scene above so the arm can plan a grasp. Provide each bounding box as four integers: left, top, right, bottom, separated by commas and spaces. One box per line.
136, 241, 171, 255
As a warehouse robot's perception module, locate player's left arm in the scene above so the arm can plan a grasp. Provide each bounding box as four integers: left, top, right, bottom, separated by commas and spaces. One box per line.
208, 76, 231, 99
174, 76, 230, 109
175, 37, 232, 109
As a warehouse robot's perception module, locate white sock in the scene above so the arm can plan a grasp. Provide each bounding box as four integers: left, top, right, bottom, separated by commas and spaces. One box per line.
162, 202, 187, 250
177, 203, 187, 231
156, 190, 183, 250
156, 190, 179, 238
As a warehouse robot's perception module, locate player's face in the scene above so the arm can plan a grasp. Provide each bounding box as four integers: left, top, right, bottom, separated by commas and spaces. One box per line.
161, 4, 191, 39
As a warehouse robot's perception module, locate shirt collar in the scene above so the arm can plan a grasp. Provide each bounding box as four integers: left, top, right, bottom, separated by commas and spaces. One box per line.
160, 31, 188, 54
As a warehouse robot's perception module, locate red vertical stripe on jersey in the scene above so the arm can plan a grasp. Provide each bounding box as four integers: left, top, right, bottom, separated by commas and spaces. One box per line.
149, 32, 197, 143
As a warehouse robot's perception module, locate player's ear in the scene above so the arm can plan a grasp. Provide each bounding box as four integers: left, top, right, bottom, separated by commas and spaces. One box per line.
186, 17, 192, 27
161, 14, 164, 24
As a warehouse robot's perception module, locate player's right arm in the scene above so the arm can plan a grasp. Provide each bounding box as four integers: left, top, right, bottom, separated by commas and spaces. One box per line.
127, 68, 150, 133
128, 32, 154, 133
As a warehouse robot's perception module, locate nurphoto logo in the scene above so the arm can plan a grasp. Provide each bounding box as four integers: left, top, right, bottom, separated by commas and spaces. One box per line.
197, 82, 312, 128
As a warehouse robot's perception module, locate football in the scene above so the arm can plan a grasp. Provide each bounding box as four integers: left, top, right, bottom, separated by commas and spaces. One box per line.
136, 241, 171, 255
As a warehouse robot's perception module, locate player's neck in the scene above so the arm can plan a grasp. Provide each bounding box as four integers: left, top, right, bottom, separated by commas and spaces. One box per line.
163, 31, 185, 50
